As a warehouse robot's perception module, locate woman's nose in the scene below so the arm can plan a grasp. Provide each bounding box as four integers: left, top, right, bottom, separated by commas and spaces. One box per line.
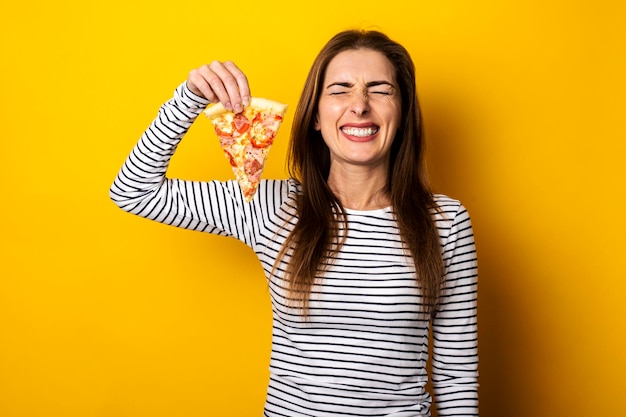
350, 91, 370, 116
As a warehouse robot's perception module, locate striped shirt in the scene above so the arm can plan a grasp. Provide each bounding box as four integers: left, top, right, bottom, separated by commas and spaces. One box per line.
110, 83, 479, 416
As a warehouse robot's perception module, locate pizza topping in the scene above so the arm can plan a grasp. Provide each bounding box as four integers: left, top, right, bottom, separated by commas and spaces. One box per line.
233, 113, 251, 134
250, 127, 276, 148
224, 150, 237, 167
245, 157, 262, 175
214, 124, 234, 139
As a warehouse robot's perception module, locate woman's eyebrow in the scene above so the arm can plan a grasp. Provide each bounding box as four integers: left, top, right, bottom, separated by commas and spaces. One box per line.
365, 81, 395, 88
325, 80, 395, 89
325, 82, 353, 89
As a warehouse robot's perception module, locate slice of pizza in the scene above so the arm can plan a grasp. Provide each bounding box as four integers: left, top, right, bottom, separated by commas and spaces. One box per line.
204, 98, 288, 202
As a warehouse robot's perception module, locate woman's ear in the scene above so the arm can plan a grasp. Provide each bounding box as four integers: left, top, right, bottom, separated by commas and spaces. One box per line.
314, 114, 321, 131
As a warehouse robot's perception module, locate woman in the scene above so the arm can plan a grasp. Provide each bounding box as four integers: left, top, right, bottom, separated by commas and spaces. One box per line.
111, 30, 478, 417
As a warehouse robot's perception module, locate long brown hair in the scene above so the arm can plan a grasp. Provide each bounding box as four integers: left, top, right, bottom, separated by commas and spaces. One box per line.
279, 29, 444, 316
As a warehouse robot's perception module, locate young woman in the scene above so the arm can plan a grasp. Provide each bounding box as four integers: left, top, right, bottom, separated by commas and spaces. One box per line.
111, 30, 479, 417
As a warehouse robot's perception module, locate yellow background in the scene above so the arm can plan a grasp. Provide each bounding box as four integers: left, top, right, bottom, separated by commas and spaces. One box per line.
1, 1, 624, 416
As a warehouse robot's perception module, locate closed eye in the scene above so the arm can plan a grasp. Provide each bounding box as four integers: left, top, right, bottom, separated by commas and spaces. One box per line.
367, 81, 396, 96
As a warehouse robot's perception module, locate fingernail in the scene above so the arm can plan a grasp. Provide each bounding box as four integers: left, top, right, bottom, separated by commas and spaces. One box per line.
234, 103, 243, 113
243, 96, 250, 106
225, 102, 233, 110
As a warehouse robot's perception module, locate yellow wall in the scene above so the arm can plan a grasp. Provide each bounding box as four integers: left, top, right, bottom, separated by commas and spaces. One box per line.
1, 1, 624, 416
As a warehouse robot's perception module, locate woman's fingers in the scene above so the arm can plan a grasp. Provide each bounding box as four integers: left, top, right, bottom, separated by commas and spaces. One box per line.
186, 61, 250, 112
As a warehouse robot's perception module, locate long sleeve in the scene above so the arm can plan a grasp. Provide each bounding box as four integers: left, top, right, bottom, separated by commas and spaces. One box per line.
109, 82, 255, 243
432, 203, 479, 416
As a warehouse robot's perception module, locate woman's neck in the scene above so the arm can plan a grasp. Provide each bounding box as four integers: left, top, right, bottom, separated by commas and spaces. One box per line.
326, 164, 391, 211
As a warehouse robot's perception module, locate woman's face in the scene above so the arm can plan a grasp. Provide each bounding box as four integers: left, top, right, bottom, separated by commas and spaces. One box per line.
315, 48, 401, 171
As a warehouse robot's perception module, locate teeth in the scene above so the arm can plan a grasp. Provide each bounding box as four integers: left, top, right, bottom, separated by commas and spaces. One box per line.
342, 127, 378, 137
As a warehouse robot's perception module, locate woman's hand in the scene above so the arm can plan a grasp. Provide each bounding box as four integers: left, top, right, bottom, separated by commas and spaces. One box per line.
187, 61, 250, 113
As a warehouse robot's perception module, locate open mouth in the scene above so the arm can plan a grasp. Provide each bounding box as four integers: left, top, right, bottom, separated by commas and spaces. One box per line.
340, 126, 379, 137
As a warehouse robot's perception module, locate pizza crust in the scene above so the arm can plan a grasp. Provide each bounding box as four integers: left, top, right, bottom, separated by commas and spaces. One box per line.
203, 97, 288, 119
